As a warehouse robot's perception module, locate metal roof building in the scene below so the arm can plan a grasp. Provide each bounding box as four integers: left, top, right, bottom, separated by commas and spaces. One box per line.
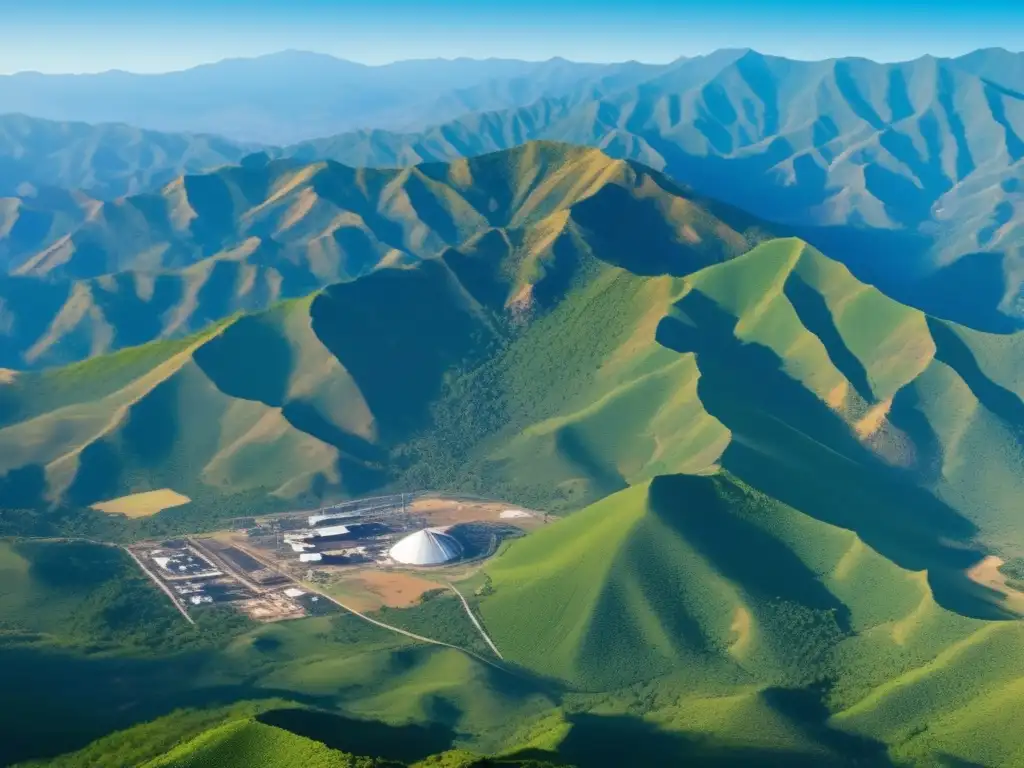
389, 529, 461, 566
309, 511, 361, 527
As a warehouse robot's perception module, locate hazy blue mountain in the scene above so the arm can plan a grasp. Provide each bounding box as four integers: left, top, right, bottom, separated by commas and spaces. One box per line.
0, 114, 254, 199
950, 47, 1024, 91
0, 52, 626, 144
283, 48, 1024, 330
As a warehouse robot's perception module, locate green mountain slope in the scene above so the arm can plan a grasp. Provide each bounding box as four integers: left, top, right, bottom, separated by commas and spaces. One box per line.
0, 142, 767, 369
0, 539, 559, 768
142, 719, 392, 768
1, 228, 1018, 575
474, 471, 1024, 766
1, 144, 1022, 767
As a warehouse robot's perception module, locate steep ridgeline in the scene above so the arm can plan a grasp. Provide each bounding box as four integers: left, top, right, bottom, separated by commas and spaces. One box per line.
288, 49, 1024, 330
0, 142, 767, 369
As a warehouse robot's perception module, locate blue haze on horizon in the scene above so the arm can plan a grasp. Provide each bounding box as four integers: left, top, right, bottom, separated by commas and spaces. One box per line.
1, 0, 1021, 74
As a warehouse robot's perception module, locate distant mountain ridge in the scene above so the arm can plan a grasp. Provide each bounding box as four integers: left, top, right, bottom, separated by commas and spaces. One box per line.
0, 52, 637, 145
0, 114, 253, 198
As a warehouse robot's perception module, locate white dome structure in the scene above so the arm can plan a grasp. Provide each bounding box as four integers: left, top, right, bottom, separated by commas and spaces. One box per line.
389, 529, 461, 566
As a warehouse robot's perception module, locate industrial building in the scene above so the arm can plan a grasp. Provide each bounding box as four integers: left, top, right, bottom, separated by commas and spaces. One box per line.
389, 529, 462, 566
308, 511, 361, 527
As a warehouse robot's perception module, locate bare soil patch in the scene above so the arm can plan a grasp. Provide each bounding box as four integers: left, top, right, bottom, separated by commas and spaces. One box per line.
728, 606, 753, 659
409, 497, 544, 530
237, 592, 305, 622
346, 570, 443, 610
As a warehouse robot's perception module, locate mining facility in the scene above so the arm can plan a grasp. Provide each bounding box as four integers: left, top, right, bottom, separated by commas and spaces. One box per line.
249, 494, 462, 568
126, 539, 314, 622
125, 494, 536, 625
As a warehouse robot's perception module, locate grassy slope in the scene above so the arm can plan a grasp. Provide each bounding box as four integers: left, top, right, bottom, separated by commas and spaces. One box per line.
0, 235, 1019, 558
143, 719, 381, 768
476, 472, 1024, 766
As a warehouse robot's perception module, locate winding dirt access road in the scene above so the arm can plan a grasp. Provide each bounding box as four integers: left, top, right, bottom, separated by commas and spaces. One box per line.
447, 581, 503, 660
223, 540, 509, 673
312, 588, 508, 673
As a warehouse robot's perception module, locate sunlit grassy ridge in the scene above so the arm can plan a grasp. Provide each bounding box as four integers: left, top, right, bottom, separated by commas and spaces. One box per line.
143, 719, 370, 768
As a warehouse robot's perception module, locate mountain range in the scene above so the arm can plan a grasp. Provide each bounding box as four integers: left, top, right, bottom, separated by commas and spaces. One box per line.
0, 52, 627, 145
1, 47, 1021, 330
1, 145, 1020, 569
0, 143, 770, 369
282, 48, 1024, 330
2, 46, 1024, 767
1, 141, 1022, 767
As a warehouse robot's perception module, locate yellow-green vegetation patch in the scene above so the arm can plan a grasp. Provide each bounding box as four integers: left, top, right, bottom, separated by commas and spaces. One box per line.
90, 488, 192, 518
144, 719, 361, 768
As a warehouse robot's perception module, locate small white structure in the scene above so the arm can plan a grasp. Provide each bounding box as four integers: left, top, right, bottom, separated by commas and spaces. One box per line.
284, 588, 306, 598
389, 529, 461, 566
314, 525, 350, 538
299, 553, 323, 563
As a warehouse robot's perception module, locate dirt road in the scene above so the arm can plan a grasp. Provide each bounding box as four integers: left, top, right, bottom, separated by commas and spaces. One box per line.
225, 540, 508, 672
447, 581, 503, 660
122, 546, 195, 625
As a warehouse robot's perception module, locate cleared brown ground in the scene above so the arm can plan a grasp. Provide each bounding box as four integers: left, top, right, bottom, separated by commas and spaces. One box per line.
968, 556, 1024, 615
0, 369, 16, 385
408, 497, 544, 530
356, 570, 443, 608
91, 488, 191, 518
237, 593, 305, 622
327, 570, 443, 611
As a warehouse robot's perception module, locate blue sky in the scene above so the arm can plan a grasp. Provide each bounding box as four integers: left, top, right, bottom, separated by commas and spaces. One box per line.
2, 0, 1022, 73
